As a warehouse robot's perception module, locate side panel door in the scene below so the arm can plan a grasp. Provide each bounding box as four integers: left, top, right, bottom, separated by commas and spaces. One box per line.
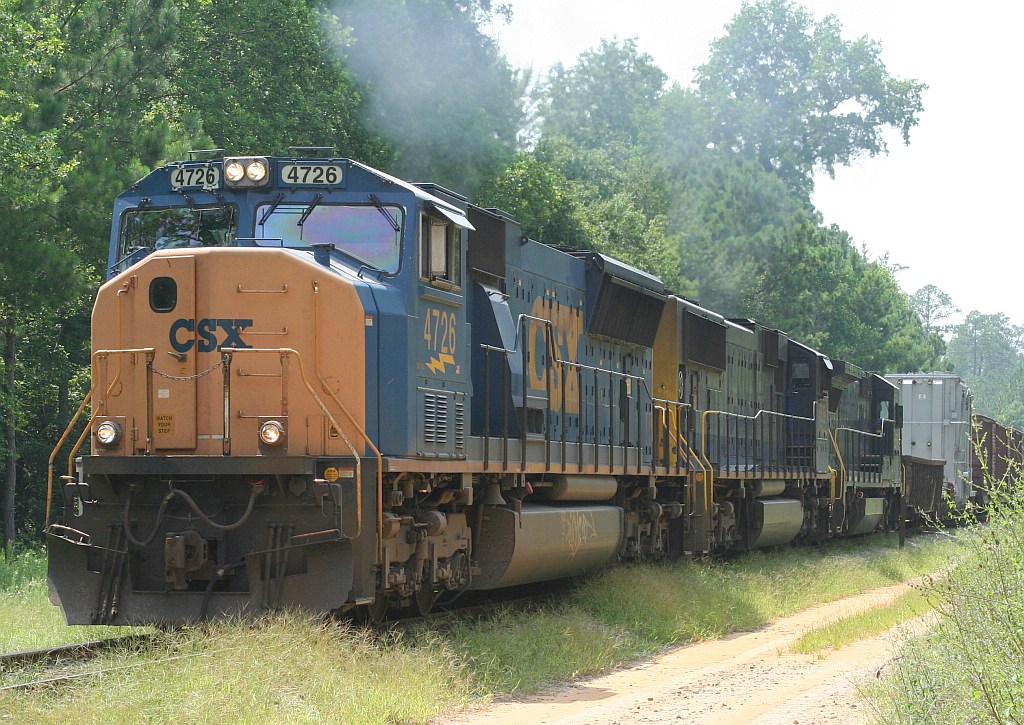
145, 255, 198, 450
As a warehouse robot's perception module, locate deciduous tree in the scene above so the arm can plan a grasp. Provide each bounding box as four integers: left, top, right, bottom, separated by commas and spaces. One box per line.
538, 38, 666, 150
695, 0, 926, 195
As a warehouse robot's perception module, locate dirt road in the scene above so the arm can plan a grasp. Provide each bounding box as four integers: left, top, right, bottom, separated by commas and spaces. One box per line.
437, 581, 928, 725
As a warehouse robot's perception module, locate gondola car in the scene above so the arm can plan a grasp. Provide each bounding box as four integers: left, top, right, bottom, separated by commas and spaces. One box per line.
972, 413, 1024, 511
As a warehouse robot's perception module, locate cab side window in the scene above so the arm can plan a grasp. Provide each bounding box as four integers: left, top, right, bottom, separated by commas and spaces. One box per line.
420, 213, 461, 287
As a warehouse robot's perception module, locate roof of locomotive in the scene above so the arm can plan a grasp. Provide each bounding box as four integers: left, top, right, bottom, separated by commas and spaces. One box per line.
117, 155, 474, 225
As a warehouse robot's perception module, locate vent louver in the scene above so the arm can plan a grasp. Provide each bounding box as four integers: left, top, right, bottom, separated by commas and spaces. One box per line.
423, 393, 449, 445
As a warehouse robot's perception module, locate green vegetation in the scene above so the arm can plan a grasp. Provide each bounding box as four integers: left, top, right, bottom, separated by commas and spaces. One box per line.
788, 587, 931, 656
1, 614, 472, 724
945, 312, 1024, 427
568, 535, 950, 649
0, 547, 146, 651
2, 3, 1018, 717
869, 478, 1024, 723
1, 535, 958, 722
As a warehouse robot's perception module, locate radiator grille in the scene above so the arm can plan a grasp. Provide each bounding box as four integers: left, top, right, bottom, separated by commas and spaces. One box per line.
454, 399, 465, 452
423, 393, 449, 445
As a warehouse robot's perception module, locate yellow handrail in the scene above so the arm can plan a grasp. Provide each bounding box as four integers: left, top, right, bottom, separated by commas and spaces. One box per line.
312, 280, 385, 564
46, 348, 157, 530
827, 429, 846, 503
225, 347, 368, 543
45, 389, 93, 530
47, 345, 380, 560
697, 412, 716, 514
653, 403, 711, 520
679, 430, 710, 517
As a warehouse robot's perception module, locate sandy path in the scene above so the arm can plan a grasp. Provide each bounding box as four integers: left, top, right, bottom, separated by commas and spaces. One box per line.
436, 580, 929, 725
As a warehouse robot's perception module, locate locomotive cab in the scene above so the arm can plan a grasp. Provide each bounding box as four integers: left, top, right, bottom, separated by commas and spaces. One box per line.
48, 156, 479, 624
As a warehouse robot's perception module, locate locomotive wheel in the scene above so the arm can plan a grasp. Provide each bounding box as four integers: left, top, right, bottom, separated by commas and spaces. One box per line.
364, 593, 390, 625
414, 585, 440, 617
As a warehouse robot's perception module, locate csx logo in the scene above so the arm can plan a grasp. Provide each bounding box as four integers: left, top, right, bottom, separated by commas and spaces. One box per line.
170, 318, 253, 353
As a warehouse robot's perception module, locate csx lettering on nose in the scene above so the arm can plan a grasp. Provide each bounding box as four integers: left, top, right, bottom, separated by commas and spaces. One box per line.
169, 318, 253, 352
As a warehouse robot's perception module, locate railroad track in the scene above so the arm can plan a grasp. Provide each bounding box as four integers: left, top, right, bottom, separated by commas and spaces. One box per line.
0, 634, 158, 691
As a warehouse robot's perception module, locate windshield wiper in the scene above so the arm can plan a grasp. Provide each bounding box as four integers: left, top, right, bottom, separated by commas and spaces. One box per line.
110, 247, 151, 275
258, 193, 285, 226
298, 193, 323, 227
369, 194, 400, 232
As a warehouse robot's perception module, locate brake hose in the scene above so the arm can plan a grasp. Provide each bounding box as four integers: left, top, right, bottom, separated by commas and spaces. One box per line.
122, 484, 260, 547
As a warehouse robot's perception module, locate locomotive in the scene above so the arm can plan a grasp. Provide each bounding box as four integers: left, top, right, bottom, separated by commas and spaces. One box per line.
44, 153, 969, 626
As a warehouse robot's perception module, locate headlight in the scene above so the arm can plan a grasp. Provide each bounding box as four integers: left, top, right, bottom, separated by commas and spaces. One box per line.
246, 161, 267, 182
95, 420, 122, 447
224, 160, 245, 182
223, 156, 270, 188
259, 420, 286, 446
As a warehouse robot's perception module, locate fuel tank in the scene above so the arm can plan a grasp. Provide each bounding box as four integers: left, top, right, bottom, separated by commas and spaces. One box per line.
470, 504, 623, 589
748, 498, 803, 548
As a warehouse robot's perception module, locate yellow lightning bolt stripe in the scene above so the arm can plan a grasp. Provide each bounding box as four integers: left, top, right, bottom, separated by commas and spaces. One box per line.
426, 353, 456, 374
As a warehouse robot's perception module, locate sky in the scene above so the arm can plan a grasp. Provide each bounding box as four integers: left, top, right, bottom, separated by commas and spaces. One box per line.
487, 1, 1024, 328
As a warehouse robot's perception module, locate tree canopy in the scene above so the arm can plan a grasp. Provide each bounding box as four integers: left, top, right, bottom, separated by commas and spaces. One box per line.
946, 312, 1024, 427
695, 0, 926, 196
537, 37, 666, 150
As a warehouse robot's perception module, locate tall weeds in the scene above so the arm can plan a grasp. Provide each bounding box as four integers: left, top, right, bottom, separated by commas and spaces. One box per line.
872, 462, 1024, 723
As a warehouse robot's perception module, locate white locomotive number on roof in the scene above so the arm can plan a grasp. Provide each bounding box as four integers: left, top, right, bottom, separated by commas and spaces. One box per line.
170, 166, 219, 189
281, 164, 343, 185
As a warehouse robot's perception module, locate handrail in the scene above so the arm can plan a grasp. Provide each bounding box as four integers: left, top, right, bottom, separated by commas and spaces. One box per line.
311, 279, 385, 563
652, 400, 694, 471
479, 313, 654, 474
225, 347, 368, 542
46, 345, 377, 555
651, 401, 710, 523
695, 426, 715, 515
826, 429, 848, 532
679, 430, 709, 518
701, 408, 816, 476
46, 348, 157, 530
834, 418, 895, 487
827, 429, 846, 502
45, 389, 93, 529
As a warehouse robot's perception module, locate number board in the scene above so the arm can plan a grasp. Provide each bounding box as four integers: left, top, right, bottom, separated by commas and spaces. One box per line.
281, 164, 344, 186
170, 165, 220, 190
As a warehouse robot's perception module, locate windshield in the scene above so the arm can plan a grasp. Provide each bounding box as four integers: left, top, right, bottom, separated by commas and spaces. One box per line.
117, 206, 238, 265
255, 203, 404, 273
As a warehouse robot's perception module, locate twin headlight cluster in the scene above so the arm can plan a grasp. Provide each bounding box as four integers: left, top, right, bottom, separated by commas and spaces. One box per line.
93, 419, 286, 447
223, 156, 270, 188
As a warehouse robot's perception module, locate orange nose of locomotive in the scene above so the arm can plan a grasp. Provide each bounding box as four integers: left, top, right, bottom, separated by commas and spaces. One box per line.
90, 247, 367, 457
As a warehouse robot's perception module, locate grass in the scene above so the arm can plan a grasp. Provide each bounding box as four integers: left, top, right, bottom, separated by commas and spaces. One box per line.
1, 614, 473, 724
788, 586, 932, 656
0, 533, 962, 724
866, 476, 1024, 724
569, 533, 955, 649
0, 547, 149, 652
